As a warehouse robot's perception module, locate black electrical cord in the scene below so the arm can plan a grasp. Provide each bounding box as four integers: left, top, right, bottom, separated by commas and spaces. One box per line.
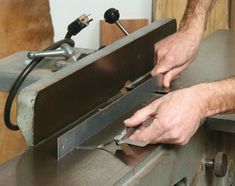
4, 14, 93, 131
4, 38, 75, 130
65, 32, 72, 39
65, 14, 93, 39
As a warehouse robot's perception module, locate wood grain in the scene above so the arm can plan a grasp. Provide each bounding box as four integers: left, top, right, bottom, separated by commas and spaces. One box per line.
0, 93, 27, 164
231, 0, 235, 31
0, 0, 53, 164
100, 19, 148, 46
0, 0, 54, 58
153, 0, 229, 37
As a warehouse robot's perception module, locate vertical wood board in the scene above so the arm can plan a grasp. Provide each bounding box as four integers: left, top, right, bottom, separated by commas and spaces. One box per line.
0, 0, 54, 164
153, 0, 229, 37
100, 19, 148, 46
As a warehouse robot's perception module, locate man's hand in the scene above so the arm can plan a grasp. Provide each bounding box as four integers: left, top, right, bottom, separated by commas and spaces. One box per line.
152, 30, 201, 88
124, 87, 205, 145
150, 0, 216, 88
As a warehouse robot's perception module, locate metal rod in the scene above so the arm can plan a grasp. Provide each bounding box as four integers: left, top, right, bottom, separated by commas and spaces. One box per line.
27, 44, 76, 62
28, 50, 66, 59
115, 21, 129, 36
204, 159, 214, 168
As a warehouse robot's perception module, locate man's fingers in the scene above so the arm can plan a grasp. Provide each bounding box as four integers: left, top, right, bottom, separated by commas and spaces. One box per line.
152, 57, 164, 76
163, 63, 189, 88
152, 131, 178, 144
151, 65, 168, 76
151, 54, 175, 76
173, 74, 180, 80
129, 118, 164, 144
124, 104, 156, 127
162, 68, 181, 88
152, 132, 188, 145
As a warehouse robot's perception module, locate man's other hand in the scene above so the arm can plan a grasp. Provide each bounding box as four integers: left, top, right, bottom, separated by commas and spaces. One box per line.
152, 31, 201, 88
124, 87, 205, 145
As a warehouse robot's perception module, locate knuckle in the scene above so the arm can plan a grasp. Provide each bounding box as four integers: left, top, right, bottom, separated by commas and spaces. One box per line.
154, 41, 163, 49
159, 116, 173, 132
158, 119, 171, 131
138, 134, 152, 144
156, 49, 162, 56
176, 138, 188, 145
156, 48, 165, 58
164, 55, 175, 63
165, 72, 174, 81
154, 43, 159, 49
169, 131, 181, 141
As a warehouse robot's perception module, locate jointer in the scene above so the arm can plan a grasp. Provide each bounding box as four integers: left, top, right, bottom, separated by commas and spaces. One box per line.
0, 17, 235, 186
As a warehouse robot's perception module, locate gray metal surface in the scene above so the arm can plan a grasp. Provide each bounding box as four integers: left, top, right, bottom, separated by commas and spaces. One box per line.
206, 113, 235, 133
172, 30, 235, 88
16, 19, 176, 146
0, 120, 234, 186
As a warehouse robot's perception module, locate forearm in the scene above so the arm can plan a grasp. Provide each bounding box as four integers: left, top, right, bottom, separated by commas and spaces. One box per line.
192, 77, 235, 117
179, 0, 216, 39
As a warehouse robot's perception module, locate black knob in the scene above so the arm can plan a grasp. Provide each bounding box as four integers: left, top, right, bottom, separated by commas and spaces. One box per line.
103, 8, 129, 36
104, 8, 120, 24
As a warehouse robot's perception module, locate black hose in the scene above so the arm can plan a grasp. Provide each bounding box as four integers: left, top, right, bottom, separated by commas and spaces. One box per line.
4, 38, 75, 130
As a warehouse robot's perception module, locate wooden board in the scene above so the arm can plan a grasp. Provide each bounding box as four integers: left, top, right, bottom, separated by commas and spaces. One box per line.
0, 0, 54, 58
153, 0, 229, 37
0, 0, 53, 164
100, 19, 148, 46
231, 0, 235, 31
0, 94, 27, 164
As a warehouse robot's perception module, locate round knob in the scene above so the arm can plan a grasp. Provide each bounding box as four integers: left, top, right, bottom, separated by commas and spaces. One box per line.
104, 8, 120, 24
204, 152, 228, 177
214, 152, 228, 177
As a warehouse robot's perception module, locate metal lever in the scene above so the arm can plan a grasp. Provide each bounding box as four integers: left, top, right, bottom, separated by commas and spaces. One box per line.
104, 8, 129, 36
27, 43, 77, 62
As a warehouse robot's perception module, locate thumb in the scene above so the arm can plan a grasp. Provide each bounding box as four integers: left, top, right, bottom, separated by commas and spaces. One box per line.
124, 100, 161, 127
151, 65, 169, 76
152, 53, 176, 76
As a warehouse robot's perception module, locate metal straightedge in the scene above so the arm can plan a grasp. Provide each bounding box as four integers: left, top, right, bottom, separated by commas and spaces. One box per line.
57, 77, 159, 159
